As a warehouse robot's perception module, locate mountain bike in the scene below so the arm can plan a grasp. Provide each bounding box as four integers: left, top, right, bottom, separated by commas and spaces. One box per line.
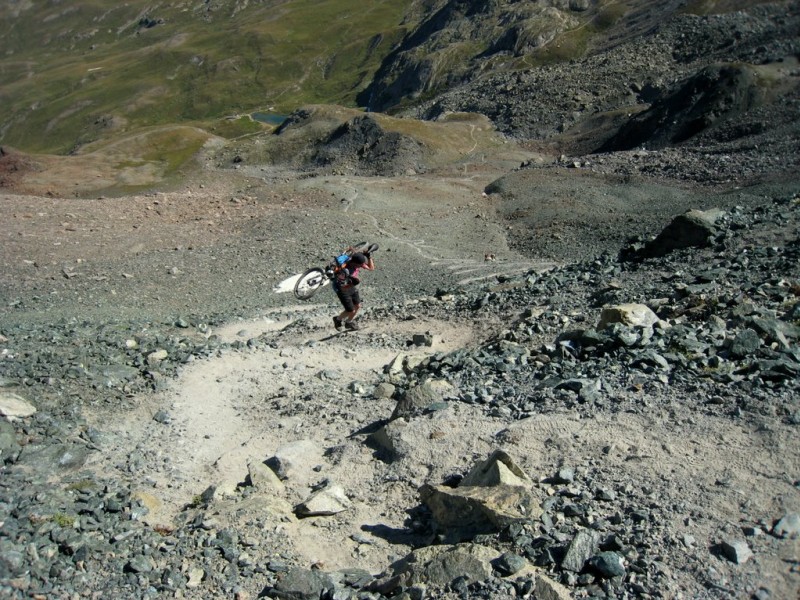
293, 242, 378, 300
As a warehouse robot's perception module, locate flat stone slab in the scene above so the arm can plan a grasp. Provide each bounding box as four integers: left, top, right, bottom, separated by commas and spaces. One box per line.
0, 392, 36, 421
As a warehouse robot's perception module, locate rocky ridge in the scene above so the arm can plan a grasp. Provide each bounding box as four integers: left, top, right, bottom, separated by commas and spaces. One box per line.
416, 3, 800, 157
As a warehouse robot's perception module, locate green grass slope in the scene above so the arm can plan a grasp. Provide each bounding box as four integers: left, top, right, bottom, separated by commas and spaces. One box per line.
0, 0, 413, 154
1, 126, 218, 197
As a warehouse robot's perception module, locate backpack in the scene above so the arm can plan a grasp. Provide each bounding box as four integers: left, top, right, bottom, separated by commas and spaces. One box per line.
335, 253, 349, 268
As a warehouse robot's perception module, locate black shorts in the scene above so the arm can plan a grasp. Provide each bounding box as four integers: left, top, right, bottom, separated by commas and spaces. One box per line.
336, 286, 361, 312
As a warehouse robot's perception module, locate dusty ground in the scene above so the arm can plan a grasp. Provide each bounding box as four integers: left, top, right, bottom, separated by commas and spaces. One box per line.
0, 153, 558, 323
1, 144, 798, 599
81, 306, 799, 594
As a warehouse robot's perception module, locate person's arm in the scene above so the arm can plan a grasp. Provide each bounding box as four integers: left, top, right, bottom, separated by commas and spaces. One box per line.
363, 254, 375, 271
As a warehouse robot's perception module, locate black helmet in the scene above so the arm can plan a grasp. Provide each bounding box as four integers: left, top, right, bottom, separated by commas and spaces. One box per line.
349, 253, 367, 266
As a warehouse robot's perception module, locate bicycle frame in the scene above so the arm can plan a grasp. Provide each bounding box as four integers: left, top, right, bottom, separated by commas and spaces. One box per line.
293, 242, 376, 301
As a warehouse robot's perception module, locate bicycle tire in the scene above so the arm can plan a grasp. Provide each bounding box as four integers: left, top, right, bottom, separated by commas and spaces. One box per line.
294, 268, 327, 300
348, 242, 368, 255
349, 241, 378, 255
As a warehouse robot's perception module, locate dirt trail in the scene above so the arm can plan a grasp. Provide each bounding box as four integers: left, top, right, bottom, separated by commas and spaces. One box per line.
85, 297, 800, 583
86, 309, 479, 571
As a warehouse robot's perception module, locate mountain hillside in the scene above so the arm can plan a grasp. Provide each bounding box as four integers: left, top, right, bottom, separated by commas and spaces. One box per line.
0, 0, 413, 153
0, 2, 799, 600
5, 0, 797, 163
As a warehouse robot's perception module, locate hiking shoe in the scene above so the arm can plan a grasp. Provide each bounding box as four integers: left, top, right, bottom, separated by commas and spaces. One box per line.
333, 316, 343, 330
344, 320, 359, 331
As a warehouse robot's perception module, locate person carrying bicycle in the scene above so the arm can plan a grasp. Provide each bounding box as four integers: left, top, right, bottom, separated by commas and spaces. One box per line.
332, 248, 375, 331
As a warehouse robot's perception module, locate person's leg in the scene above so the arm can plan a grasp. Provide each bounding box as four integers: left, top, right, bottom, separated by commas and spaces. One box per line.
338, 306, 356, 322
335, 289, 356, 327
344, 292, 361, 329
338, 309, 356, 320
347, 303, 361, 320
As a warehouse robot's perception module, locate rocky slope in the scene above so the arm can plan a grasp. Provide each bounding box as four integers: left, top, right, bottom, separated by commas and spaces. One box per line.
415, 2, 800, 160
1, 1, 800, 600
358, 0, 593, 112
1, 182, 798, 600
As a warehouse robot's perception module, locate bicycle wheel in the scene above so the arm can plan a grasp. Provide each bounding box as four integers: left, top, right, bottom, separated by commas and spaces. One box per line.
349, 241, 378, 255
346, 242, 367, 255
294, 268, 327, 300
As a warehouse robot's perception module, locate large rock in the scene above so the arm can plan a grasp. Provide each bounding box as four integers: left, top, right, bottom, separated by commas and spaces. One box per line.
392, 379, 456, 420
295, 484, 351, 517
17, 442, 90, 471
419, 483, 540, 539
0, 419, 21, 463
373, 382, 396, 399
561, 530, 601, 572
268, 567, 334, 600
247, 460, 285, 493
420, 450, 540, 541
588, 551, 626, 578
460, 449, 533, 488
384, 353, 430, 384
772, 513, 800, 539
100, 364, 141, 387
535, 573, 573, 600
642, 208, 725, 257
0, 392, 36, 421
391, 544, 498, 588
727, 328, 762, 358
597, 303, 660, 331
720, 539, 753, 564
369, 417, 413, 460
266, 440, 324, 481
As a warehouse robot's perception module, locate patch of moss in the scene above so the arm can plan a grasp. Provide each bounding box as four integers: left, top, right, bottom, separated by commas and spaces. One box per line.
65, 479, 97, 492
527, 26, 593, 67
137, 129, 211, 174
438, 112, 488, 124
594, 2, 628, 30
207, 116, 265, 139
52, 513, 76, 528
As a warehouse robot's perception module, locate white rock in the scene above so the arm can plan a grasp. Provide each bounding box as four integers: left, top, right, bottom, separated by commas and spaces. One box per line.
597, 303, 660, 330
295, 484, 351, 517
0, 393, 37, 421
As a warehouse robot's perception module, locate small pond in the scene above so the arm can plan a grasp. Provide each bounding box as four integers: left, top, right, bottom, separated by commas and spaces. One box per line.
251, 112, 288, 126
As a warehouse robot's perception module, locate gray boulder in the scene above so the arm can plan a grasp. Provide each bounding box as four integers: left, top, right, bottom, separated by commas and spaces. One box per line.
773, 513, 800, 539
268, 567, 334, 600
392, 379, 456, 420
295, 483, 351, 517
419, 482, 539, 541
391, 544, 497, 588
597, 303, 660, 331
0, 419, 20, 463
266, 439, 324, 480
561, 530, 601, 572
642, 208, 725, 257
369, 417, 414, 460
459, 449, 533, 488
